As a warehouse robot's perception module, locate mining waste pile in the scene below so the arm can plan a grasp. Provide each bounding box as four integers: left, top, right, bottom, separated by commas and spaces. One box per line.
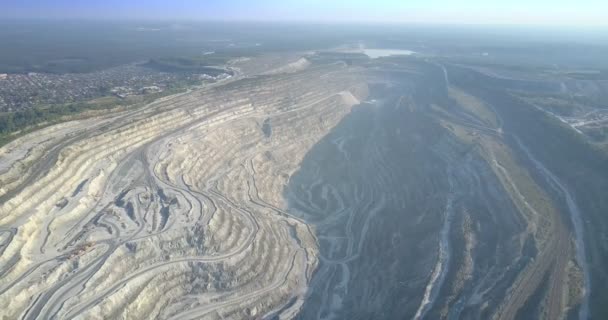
0, 52, 606, 319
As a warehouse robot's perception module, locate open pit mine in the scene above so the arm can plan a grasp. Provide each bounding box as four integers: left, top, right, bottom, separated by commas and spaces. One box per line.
1, 53, 605, 319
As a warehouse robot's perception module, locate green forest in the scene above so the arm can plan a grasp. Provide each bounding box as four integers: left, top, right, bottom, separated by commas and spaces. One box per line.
0, 101, 113, 146
0, 82, 195, 146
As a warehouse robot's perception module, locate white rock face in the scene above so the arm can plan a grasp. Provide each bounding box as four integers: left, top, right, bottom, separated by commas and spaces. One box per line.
0, 58, 368, 319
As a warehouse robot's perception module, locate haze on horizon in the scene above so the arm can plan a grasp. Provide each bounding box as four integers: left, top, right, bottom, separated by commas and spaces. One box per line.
2, 0, 608, 27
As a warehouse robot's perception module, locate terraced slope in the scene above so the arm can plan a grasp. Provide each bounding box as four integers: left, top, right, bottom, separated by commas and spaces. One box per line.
0, 59, 368, 319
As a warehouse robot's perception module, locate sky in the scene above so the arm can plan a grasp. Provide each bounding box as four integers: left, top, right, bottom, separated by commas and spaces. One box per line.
2, 0, 608, 26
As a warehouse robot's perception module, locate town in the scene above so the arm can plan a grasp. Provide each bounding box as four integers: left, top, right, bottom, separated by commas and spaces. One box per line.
0, 63, 229, 112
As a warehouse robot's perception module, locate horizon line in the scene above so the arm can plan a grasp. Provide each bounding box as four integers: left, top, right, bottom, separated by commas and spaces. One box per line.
1, 17, 608, 30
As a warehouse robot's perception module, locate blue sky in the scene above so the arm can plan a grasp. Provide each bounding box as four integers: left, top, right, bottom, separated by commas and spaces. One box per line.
2, 0, 607, 26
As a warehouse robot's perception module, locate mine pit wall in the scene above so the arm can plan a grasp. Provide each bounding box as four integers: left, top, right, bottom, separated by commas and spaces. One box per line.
286, 58, 592, 320
0, 55, 602, 320
0, 62, 375, 319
